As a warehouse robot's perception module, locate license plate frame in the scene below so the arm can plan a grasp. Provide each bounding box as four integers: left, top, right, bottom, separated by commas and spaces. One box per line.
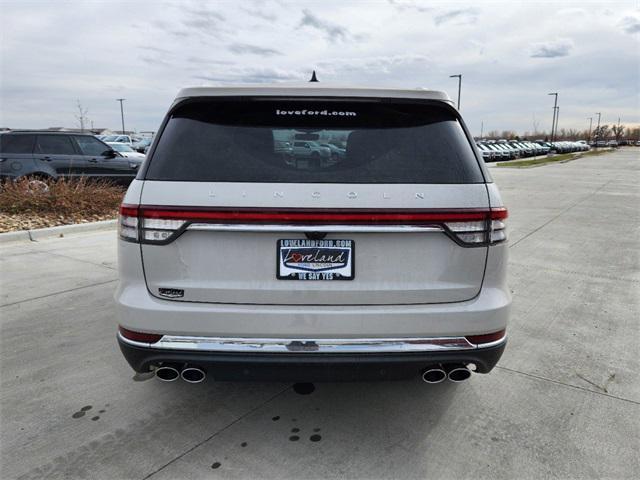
277, 239, 355, 281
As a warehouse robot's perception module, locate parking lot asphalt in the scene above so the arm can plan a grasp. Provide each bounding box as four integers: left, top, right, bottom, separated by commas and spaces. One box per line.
1, 148, 639, 479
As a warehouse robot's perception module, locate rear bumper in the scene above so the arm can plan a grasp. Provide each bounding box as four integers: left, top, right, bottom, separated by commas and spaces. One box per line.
118, 334, 506, 381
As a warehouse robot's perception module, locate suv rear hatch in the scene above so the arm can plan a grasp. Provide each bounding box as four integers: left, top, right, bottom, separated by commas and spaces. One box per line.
134, 97, 492, 305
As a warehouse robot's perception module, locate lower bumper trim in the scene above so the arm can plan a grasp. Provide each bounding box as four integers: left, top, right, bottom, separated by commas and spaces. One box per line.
118, 336, 507, 381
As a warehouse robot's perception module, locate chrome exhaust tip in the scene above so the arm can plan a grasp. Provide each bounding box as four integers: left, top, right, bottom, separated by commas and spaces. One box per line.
422, 366, 447, 384
155, 365, 180, 382
447, 365, 472, 382
181, 367, 206, 384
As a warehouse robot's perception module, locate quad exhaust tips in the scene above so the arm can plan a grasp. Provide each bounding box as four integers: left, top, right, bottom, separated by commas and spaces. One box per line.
422, 364, 472, 383
447, 365, 472, 382
155, 365, 180, 382
422, 366, 447, 383
181, 367, 206, 384
155, 364, 207, 383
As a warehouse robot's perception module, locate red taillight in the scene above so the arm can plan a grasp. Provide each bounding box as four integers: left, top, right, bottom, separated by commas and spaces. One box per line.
119, 204, 139, 242
119, 205, 508, 246
465, 329, 507, 345
119, 205, 139, 217
490, 208, 508, 220
489, 207, 508, 244
139, 207, 491, 224
119, 326, 163, 343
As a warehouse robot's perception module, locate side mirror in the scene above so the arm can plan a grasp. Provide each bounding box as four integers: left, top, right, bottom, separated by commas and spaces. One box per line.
103, 149, 117, 158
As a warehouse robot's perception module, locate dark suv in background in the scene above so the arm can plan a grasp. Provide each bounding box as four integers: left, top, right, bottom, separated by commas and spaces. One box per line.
0, 131, 143, 183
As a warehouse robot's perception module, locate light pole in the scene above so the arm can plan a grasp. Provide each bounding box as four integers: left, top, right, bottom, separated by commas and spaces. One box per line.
587, 117, 592, 142
116, 98, 126, 134
554, 106, 560, 140
595, 112, 601, 146
449, 74, 462, 110
548, 92, 558, 145
480, 120, 484, 139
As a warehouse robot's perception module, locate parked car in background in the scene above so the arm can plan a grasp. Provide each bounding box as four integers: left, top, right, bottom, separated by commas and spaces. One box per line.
115, 84, 510, 385
494, 141, 516, 159
291, 140, 332, 166
319, 142, 346, 160
131, 138, 153, 153
0, 131, 140, 183
476, 143, 495, 161
606, 140, 619, 147
575, 140, 589, 151
102, 134, 135, 146
107, 142, 146, 159
484, 143, 509, 160
506, 141, 525, 157
533, 142, 551, 154
274, 140, 293, 156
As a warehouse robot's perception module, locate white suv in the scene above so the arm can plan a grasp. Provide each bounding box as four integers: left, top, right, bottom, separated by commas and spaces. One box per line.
115, 84, 510, 384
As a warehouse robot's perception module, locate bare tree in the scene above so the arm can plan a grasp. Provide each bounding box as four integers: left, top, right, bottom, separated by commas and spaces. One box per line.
500, 130, 517, 139
532, 114, 540, 136
626, 126, 640, 141
612, 123, 625, 142
593, 124, 610, 141
75, 100, 89, 132
566, 128, 580, 140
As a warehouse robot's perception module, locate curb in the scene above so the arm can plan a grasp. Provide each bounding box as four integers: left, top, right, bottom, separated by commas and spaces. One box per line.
0, 219, 117, 244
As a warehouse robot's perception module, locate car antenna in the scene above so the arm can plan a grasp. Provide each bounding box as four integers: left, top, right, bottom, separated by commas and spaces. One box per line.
309, 70, 319, 82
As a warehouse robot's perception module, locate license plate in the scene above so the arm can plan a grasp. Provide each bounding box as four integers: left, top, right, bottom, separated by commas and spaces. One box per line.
277, 239, 354, 280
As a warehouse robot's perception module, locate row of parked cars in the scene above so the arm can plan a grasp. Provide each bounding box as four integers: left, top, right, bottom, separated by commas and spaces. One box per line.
96, 134, 153, 154
476, 140, 590, 162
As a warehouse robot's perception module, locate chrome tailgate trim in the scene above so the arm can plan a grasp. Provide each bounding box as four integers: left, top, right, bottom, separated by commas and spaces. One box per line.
187, 223, 444, 233
118, 332, 506, 353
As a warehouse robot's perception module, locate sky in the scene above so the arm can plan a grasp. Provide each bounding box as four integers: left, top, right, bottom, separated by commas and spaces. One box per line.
1, 0, 639, 136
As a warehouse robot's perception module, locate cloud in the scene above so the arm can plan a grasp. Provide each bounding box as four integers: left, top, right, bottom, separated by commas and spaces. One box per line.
229, 43, 282, 56
139, 56, 172, 67
619, 15, 640, 34
186, 56, 234, 65
241, 6, 277, 22
434, 8, 478, 26
179, 6, 227, 37
387, 0, 432, 13
529, 38, 574, 58
137, 45, 171, 55
298, 9, 352, 42
193, 66, 302, 84
318, 54, 430, 75
182, 7, 225, 22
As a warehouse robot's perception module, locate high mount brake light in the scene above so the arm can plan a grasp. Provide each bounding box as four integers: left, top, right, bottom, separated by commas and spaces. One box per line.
119, 204, 508, 246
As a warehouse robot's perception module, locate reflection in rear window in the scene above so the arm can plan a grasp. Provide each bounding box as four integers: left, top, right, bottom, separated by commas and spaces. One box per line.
145, 99, 483, 184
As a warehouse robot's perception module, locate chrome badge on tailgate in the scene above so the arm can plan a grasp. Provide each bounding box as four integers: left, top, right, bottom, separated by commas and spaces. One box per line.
277, 239, 354, 280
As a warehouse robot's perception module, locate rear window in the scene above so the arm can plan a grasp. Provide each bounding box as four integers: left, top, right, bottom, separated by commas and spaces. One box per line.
145, 98, 483, 184
0, 134, 36, 154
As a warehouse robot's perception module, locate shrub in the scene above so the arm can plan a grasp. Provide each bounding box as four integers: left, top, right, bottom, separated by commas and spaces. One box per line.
0, 177, 125, 216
